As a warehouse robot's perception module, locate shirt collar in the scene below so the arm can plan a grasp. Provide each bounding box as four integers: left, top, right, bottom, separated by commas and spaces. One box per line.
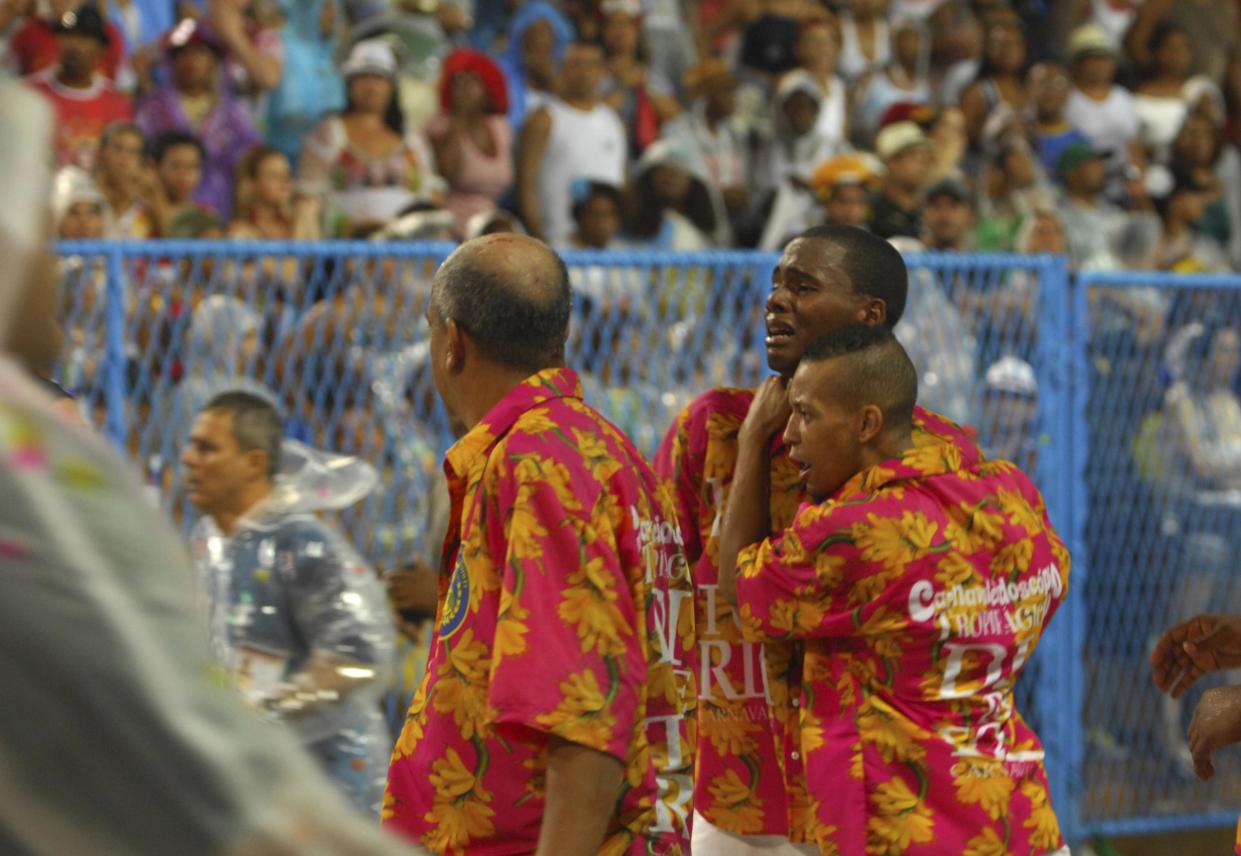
836, 406, 982, 496
444, 367, 583, 480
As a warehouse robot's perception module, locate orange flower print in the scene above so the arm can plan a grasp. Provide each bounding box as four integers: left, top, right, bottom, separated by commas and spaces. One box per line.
852, 511, 942, 567
700, 702, 763, 755
509, 484, 549, 560
422, 748, 496, 851
867, 776, 935, 853
495, 586, 530, 657
574, 427, 623, 482
954, 766, 1015, 821
558, 558, 631, 656
769, 596, 826, 637
535, 669, 617, 748
1020, 780, 1061, 849
962, 827, 1010, 856
989, 538, 1034, 577
707, 769, 765, 835
859, 699, 927, 765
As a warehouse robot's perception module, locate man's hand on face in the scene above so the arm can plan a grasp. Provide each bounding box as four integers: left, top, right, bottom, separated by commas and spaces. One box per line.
1152, 614, 1241, 698
1188, 684, 1241, 781
740, 376, 791, 446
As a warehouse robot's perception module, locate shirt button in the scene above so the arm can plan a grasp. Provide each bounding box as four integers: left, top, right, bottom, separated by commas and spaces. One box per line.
792, 698, 800, 708
791, 751, 800, 760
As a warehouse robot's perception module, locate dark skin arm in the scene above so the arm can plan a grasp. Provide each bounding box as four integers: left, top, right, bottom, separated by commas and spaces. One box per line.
516, 108, 552, 242
534, 737, 624, 856
719, 377, 791, 608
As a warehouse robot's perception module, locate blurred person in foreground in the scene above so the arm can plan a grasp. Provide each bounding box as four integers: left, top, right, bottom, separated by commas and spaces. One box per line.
654, 225, 987, 851
717, 325, 1068, 854
384, 234, 695, 855
182, 391, 396, 817
0, 75, 418, 856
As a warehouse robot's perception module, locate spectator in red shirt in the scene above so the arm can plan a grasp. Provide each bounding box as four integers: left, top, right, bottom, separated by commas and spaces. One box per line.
9, 1, 125, 80
25, 4, 132, 170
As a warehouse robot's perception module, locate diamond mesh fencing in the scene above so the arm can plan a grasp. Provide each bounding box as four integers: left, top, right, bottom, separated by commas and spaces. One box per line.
1075, 271, 1241, 838
65, 241, 1241, 844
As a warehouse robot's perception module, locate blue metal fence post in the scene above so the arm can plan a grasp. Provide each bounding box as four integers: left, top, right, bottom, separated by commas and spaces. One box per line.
104, 243, 126, 448
1063, 261, 1091, 845
1028, 254, 1081, 844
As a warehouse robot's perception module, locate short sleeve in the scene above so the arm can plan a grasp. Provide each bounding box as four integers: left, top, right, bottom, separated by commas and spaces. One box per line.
653, 402, 704, 563
486, 451, 643, 763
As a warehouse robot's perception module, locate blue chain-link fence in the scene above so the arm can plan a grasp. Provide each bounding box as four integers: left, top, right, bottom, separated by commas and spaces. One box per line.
1073, 271, 1241, 839
50, 240, 1241, 845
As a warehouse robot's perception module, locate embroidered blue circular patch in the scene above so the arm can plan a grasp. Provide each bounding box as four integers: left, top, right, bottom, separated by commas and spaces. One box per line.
439, 554, 470, 639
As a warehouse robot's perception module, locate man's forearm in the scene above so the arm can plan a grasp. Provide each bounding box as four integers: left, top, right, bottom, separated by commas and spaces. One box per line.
719, 430, 770, 607
535, 737, 623, 856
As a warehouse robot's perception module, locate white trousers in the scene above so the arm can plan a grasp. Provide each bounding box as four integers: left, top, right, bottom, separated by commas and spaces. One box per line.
690, 810, 820, 855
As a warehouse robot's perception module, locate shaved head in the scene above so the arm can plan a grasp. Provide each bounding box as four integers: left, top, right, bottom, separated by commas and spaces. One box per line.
801, 324, 917, 430
430, 234, 572, 372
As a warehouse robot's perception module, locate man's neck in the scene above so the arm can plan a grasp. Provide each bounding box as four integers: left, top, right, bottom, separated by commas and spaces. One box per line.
98, 173, 133, 212
210, 484, 273, 536
563, 93, 598, 111
884, 184, 919, 210
870, 429, 914, 467
1068, 187, 1098, 207
56, 69, 95, 90
458, 365, 558, 431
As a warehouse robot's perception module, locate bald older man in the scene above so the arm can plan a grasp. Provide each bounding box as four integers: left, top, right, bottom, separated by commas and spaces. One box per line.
384, 235, 696, 856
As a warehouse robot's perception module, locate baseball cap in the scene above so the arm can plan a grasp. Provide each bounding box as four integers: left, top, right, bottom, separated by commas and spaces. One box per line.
810, 153, 882, 198
341, 38, 398, 79
876, 121, 932, 160
54, 4, 110, 44
925, 176, 971, 204
1055, 139, 1105, 181
1067, 24, 1114, 61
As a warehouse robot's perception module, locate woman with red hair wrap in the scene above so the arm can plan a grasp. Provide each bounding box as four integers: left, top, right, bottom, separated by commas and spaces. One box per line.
426, 48, 514, 238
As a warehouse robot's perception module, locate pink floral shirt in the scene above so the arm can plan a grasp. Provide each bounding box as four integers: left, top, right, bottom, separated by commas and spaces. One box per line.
384, 368, 695, 855
658, 393, 993, 841
736, 414, 1068, 854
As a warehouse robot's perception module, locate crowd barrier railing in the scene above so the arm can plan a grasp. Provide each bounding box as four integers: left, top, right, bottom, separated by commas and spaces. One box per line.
51, 240, 1241, 845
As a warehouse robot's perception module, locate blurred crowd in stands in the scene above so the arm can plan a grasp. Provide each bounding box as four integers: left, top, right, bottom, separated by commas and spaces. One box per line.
4, 0, 1240, 272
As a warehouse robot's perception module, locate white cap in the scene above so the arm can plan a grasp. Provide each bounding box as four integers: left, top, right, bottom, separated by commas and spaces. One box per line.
876, 121, 932, 160
985, 356, 1037, 397
1067, 24, 1114, 60
341, 38, 398, 78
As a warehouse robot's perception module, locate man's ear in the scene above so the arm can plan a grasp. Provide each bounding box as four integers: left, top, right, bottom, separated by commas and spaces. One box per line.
858, 297, 887, 327
245, 449, 270, 482
444, 318, 466, 374
857, 403, 885, 445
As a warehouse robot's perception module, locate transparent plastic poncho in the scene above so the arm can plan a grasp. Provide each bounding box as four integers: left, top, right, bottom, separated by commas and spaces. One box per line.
189, 440, 397, 816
